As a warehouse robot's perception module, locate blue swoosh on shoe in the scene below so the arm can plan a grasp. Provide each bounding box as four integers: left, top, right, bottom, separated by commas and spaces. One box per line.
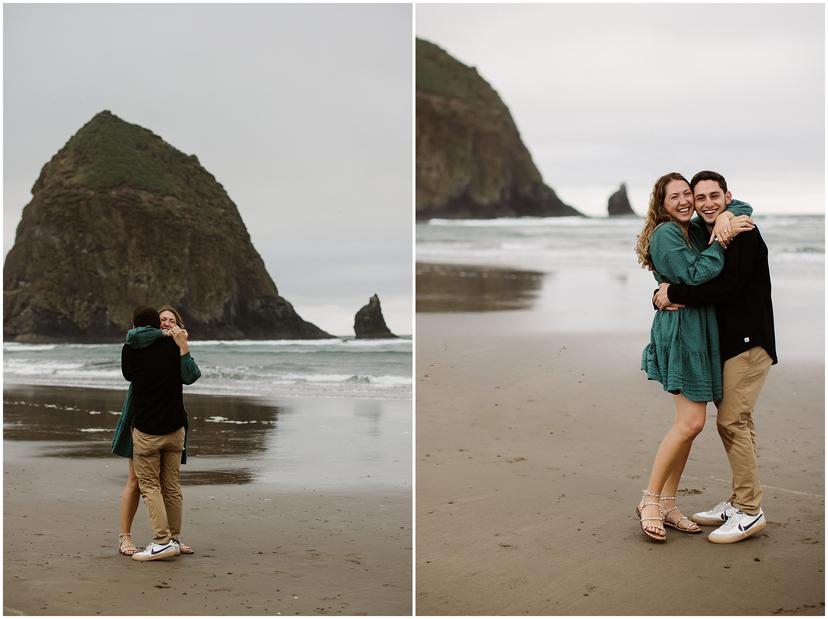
738, 514, 763, 532
151, 544, 172, 555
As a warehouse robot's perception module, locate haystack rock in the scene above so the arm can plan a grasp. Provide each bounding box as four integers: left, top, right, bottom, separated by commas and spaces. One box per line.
608, 183, 635, 216
4, 110, 331, 342
416, 38, 583, 220
354, 294, 397, 339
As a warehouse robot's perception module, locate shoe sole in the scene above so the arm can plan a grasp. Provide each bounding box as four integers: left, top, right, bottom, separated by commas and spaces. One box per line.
691, 514, 730, 526
707, 520, 766, 544
132, 548, 178, 561
664, 521, 703, 534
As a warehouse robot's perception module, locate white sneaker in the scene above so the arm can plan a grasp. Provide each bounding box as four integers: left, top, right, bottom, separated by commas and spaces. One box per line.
708, 510, 766, 544
691, 500, 738, 526
132, 541, 178, 561
171, 540, 181, 556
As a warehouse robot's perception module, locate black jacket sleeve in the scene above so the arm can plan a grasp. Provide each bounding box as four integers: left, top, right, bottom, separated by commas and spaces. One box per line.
667, 229, 759, 307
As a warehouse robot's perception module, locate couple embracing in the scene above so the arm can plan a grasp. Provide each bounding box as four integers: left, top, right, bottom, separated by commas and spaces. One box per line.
636, 170, 776, 544
111, 305, 202, 560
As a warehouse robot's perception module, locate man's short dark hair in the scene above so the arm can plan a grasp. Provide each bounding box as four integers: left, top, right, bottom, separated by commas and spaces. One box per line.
690, 170, 728, 194
133, 305, 160, 328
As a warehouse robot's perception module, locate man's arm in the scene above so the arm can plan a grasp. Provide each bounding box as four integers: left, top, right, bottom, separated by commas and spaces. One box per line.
666, 230, 759, 307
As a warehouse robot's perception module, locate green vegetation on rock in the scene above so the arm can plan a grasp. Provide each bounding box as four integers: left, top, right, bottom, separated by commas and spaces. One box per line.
416, 38, 583, 220
4, 110, 330, 342
50, 111, 208, 199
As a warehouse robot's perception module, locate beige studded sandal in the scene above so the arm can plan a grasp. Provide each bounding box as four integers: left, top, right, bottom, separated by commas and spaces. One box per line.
636, 489, 666, 542
118, 533, 139, 556
660, 496, 702, 533
172, 538, 194, 554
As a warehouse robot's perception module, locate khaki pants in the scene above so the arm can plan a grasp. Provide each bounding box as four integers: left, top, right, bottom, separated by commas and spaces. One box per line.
716, 347, 772, 515
132, 427, 185, 544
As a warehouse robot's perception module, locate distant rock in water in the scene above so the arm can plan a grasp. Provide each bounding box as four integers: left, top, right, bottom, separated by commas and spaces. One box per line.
4, 110, 331, 342
608, 183, 636, 216
416, 38, 583, 220
354, 294, 397, 339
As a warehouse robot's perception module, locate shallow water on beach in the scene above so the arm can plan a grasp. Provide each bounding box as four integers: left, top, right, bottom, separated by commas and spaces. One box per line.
3, 384, 411, 489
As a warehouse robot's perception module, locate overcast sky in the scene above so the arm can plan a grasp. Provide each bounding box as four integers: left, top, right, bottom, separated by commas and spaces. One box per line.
417, 3, 824, 216
4, 3, 412, 336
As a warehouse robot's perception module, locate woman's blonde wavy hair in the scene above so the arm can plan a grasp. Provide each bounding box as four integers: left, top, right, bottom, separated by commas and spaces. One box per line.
635, 172, 691, 271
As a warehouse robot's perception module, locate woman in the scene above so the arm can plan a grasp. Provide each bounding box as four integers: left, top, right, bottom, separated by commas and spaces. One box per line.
634, 173, 752, 542
113, 305, 201, 556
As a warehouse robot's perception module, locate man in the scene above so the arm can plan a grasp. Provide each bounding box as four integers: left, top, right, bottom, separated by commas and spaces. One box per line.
655, 170, 777, 544
122, 305, 192, 561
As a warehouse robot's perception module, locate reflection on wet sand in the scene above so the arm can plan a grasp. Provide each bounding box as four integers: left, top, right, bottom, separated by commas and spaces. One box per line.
416, 262, 545, 312
3, 384, 411, 489
3, 385, 282, 485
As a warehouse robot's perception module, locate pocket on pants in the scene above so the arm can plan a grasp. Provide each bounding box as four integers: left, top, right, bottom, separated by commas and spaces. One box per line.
132, 428, 159, 456
170, 426, 186, 452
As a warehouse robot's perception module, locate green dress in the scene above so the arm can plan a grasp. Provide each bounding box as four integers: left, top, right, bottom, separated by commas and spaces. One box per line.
640, 200, 753, 402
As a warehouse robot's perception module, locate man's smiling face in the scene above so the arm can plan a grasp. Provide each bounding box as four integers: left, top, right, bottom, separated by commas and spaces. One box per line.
693, 179, 732, 225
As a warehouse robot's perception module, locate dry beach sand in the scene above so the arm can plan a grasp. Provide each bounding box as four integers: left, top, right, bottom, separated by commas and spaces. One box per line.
4, 386, 411, 616
416, 306, 824, 615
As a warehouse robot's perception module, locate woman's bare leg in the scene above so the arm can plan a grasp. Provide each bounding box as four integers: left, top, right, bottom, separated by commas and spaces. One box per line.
119, 458, 141, 535
640, 394, 707, 536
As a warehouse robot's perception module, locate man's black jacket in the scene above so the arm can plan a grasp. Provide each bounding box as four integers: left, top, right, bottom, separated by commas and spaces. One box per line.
668, 227, 777, 366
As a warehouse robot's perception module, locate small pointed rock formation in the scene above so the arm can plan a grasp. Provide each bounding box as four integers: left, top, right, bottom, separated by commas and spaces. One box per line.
4, 110, 331, 342
416, 39, 583, 220
608, 183, 635, 216
354, 294, 397, 339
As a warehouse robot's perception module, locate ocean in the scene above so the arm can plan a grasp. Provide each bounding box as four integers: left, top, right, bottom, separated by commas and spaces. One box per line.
417, 214, 824, 360
417, 214, 824, 273
4, 336, 412, 489
4, 337, 412, 401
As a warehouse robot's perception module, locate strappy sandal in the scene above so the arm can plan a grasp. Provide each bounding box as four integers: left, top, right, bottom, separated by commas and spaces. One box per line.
660, 496, 702, 534
118, 533, 139, 556
173, 539, 194, 554
636, 489, 666, 542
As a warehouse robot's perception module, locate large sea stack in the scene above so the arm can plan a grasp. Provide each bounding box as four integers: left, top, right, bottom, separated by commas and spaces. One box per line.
608, 183, 635, 216
354, 294, 397, 339
416, 39, 582, 220
4, 110, 331, 342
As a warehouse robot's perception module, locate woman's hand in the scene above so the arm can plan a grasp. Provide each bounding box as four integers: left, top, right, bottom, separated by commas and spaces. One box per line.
654, 282, 685, 311
709, 212, 754, 248
168, 326, 190, 354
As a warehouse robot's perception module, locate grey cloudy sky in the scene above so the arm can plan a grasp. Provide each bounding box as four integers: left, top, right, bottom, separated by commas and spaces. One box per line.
417, 3, 824, 216
4, 3, 412, 336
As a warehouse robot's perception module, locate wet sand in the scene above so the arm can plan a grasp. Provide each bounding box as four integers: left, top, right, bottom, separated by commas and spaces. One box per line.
416, 263, 544, 312
4, 386, 411, 615
416, 310, 824, 615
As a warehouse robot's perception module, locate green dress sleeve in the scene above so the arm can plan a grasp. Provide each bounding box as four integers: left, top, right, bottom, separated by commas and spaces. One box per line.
725, 198, 752, 217
125, 326, 165, 348
650, 222, 725, 285
180, 352, 202, 385
689, 197, 753, 243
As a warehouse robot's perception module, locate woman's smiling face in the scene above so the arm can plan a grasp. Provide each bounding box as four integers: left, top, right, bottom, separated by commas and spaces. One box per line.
159, 310, 178, 331
663, 179, 694, 224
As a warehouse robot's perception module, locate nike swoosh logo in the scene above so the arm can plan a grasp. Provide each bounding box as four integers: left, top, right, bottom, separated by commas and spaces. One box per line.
151, 544, 173, 555
738, 514, 763, 532
720, 512, 728, 521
